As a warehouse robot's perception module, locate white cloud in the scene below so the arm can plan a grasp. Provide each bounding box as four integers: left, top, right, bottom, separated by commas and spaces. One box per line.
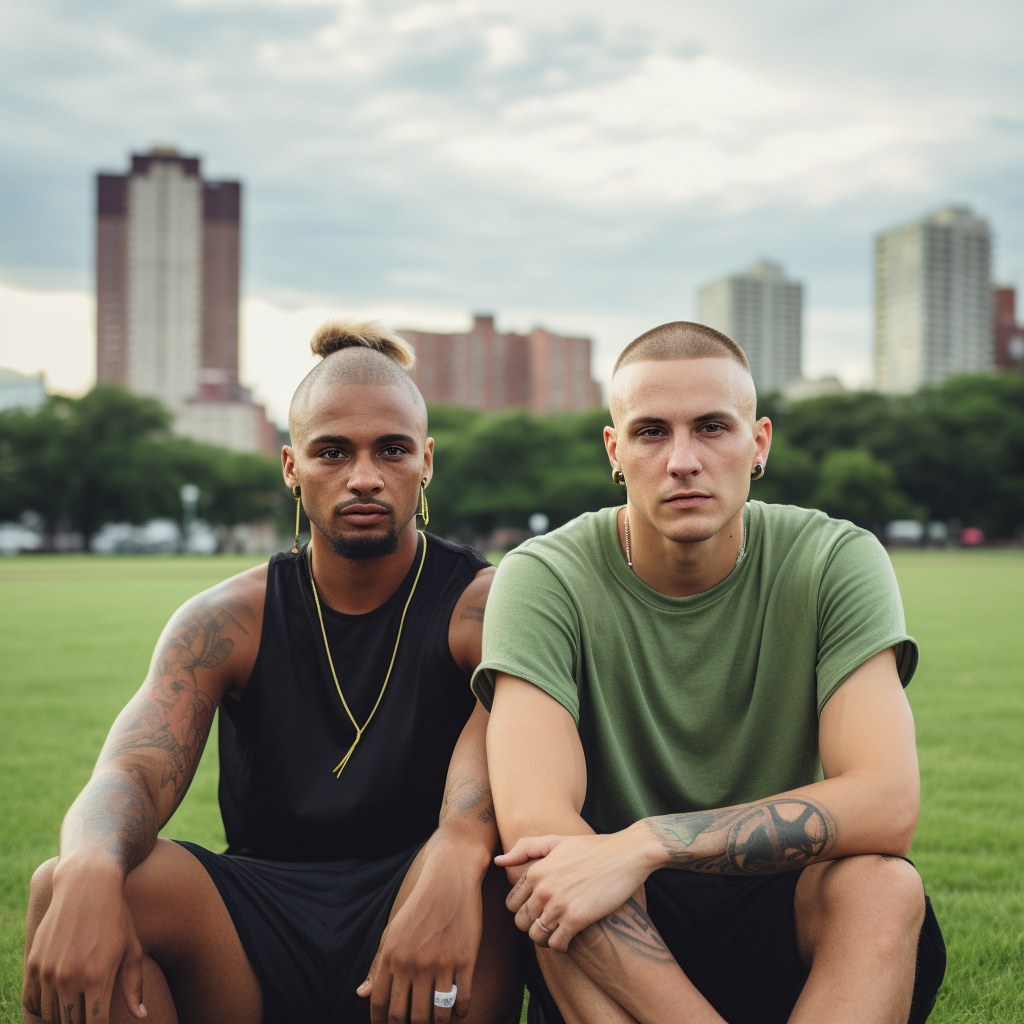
0, 285, 94, 396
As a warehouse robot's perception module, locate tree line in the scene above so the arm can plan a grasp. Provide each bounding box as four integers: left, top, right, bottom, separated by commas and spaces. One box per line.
426, 372, 1024, 541
1, 373, 1021, 550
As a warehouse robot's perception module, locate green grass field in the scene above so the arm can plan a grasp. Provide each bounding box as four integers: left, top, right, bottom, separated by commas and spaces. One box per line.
1, 552, 1022, 1022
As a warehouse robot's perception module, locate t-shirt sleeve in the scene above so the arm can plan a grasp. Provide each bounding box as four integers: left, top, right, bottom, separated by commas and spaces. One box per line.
470, 550, 582, 723
815, 528, 919, 713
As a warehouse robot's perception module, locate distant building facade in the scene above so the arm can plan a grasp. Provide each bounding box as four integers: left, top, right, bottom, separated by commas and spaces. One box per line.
399, 315, 602, 414
874, 206, 993, 394
95, 147, 277, 455
697, 261, 803, 394
0, 368, 47, 412
993, 286, 1024, 373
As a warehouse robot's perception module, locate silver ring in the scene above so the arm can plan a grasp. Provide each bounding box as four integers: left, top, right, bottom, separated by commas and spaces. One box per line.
433, 985, 457, 1009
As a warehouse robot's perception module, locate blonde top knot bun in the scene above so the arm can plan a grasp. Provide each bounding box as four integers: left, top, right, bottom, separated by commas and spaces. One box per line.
309, 318, 416, 371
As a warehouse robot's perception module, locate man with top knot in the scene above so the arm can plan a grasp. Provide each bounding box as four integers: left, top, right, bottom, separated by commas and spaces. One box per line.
477, 322, 945, 1024
22, 322, 523, 1024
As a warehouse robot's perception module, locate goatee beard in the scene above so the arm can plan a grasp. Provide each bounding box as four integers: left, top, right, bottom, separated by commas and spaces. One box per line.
326, 527, 401, 561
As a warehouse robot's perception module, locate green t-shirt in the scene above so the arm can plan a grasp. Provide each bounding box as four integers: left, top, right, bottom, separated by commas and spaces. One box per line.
472, 501, 918, 834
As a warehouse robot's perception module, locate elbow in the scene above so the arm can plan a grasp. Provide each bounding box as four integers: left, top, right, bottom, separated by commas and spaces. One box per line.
880, 789, 919, 858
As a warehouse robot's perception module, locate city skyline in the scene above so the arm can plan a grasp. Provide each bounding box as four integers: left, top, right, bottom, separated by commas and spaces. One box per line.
1, 0, 1021, 425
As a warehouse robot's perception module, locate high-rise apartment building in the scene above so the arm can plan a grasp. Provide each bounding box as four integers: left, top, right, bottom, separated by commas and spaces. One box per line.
95, 147, 277, 454
993, 286, 1024, 373
874, 206, 993, 393
399, 315, 602, 414
697, 261, 802, 394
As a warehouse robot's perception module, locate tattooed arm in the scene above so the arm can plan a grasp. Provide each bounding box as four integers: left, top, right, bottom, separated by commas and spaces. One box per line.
22, 570, 263, 1024
358, 568, 502, 1022
497, 649, 919, 960
489, 675, 726, 1024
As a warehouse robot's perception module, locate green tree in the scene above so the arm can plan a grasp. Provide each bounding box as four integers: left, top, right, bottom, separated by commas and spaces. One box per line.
812, 449, 921, 528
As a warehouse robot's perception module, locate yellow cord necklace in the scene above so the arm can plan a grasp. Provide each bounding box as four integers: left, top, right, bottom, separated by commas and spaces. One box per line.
306, 532, 428, 777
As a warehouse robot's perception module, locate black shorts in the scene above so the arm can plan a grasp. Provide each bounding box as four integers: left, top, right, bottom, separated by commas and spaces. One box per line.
527, 864, 946, 1024
178, 840, 422, 1024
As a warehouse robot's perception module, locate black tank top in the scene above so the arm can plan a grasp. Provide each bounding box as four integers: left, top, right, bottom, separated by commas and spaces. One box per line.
218, 532, 490, 862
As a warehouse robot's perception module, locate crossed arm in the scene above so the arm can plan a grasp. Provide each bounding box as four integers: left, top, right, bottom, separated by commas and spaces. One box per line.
487, 647, 920, 1023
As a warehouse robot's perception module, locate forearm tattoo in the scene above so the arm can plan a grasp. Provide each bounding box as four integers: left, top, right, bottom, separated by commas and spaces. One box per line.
647, 797, 837, 874
439, 755, 495, 826
574, 897, 674, 968
64, 602, 246, 871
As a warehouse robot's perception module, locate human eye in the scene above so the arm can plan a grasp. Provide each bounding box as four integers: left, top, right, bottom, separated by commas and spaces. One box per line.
637, 427, 665, 438
381, 445, 408, 458
699, 422, 726, 434
320, 447, 345, 460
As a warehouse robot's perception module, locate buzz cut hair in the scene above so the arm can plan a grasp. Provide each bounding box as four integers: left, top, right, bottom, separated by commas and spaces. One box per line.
612, 321, 750, 377
288, 319, 427, 441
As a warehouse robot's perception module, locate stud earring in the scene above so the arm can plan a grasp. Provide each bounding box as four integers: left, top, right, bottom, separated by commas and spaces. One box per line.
751, 464, 765, 481
612, 469, 626, 485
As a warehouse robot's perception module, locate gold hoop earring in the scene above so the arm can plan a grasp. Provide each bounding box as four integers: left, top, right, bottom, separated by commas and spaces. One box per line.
417, 479, 429, 526
751, 464, 765, 481
612, 468, 625, 485
291, 486, 302, 553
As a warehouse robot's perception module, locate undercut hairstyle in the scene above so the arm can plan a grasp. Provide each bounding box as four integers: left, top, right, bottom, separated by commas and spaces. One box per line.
288, 319, 427, 442
613, 321, 751, 377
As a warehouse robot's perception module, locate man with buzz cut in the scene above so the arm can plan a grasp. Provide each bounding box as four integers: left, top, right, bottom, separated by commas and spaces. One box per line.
477, 321, 945, 1024
22, 321, 523, 1024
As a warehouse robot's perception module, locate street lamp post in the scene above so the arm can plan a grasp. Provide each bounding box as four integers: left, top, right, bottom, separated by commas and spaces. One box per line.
180, 483, 200, 553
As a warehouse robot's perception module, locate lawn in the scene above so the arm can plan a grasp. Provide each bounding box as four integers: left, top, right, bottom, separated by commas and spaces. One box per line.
1, 551, 1022, 1023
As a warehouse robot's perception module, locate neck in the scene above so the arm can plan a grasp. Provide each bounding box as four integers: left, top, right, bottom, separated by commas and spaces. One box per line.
307, 519, 420, 615
619, 502, 744, 598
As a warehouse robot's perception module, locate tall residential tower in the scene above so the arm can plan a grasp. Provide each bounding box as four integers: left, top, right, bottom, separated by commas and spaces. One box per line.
874, 206, 993, 393
697, 261, 802, 394
95, 147, 277, 454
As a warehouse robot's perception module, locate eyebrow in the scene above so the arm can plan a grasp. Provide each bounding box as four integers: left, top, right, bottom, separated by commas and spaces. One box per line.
308, 433, 417, 446
627, 411, 739, 430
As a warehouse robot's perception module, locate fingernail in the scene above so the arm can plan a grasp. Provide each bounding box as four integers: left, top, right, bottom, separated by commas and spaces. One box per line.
139, 1004, 147, 1017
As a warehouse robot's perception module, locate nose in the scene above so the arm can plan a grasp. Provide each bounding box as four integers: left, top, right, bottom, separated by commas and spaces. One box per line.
346, 452, 385, 495
666, 434, 702, 478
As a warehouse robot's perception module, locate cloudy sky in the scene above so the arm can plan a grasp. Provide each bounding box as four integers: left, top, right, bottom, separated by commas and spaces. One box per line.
1, 0, 1022, 424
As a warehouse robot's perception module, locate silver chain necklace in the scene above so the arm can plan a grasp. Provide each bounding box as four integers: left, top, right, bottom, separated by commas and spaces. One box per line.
623, 509, 745, 573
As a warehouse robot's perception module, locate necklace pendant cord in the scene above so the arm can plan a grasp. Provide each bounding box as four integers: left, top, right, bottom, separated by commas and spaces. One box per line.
305, 531, 428, 778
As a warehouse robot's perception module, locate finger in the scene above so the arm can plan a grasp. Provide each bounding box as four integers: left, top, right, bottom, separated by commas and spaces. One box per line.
368, 967, 394, 1024
357, 926, 388, 998
453, 966, 473, 1021
20, 963, 41, 1019
528, 916, 558, 949
39, 981, 57, 1023
409, 973, 434, 1024
387, 976, 411, 1024
430, 971, 455, 1024
505, 870, 534, 914
494, 837, 555, 865
89, 968, 117, 1024
119, 926, 146, 1019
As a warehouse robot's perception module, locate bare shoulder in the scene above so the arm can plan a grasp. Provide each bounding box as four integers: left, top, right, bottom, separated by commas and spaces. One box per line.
153, 560, 270, 699
448, 565, 496, 673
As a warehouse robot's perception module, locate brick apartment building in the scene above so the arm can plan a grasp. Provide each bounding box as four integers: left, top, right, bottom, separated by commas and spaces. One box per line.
399, 315, 602, 414
95, 147, 277, 455
994, 286, 1024, 372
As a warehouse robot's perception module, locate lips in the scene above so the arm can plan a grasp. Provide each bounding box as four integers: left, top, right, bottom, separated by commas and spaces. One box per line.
339, 504, 390, 525
665, 494, 711, 508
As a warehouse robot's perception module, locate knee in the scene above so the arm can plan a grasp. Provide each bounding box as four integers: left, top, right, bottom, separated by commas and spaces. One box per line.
27, 858, 58, 916
799, 856, 925, 953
